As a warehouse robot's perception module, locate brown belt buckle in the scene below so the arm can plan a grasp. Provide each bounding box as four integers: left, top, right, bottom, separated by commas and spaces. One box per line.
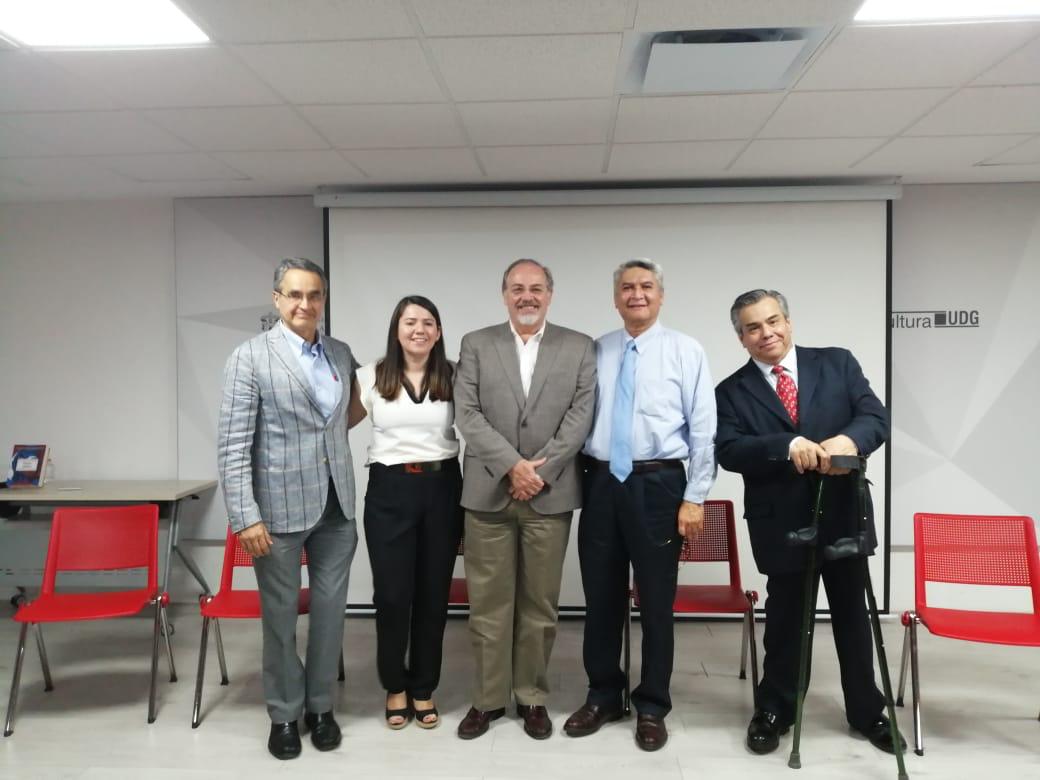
404, 462, 423, 474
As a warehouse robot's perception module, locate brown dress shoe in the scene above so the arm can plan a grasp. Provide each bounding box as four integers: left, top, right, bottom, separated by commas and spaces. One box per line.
516, 704, 553, 740
563, 703, 624, 737
635, 713, 668, 751
457, 706, 505, 740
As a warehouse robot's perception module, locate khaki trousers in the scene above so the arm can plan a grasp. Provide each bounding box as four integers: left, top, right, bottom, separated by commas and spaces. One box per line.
464, 501, 572, 710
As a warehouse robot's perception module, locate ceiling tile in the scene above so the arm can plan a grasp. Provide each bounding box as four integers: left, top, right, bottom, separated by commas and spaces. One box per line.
974, 34, 1040, 85
144, 106, 328, 151
855, 135, 1032, 173
796, 22, 1040, 90
459, 99, 613, 146
96, 154, 250, 182
981, 135, 1040, 165
234, 40, 443, 104
0, 124, 59, 157
615, 93, 784, 142
730, 137, 885, 173
632, 0, 862, 30
428, 34, 621, 101
760, 89, 949, 138
43, 47, 281, 108
899, 163, 1040, 183
299, 104, 464, 148
0, 112, 192, 155
608, 140, 744, 177
413, 0, 628, 35
213, 150, 365, 184
0, 51, 118, 112
477, 145, 605, 180
907, 86, 1040, 135
341, 148, 483, 182
0, 157, 132, 187
181, 0, 413, 43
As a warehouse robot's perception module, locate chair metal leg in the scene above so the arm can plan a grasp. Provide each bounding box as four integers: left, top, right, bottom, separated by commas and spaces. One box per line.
909, 615, 924, 756
33, 625, 53, 692
622, 592, 632, 716
896, 621, 910, 707
745, 592, 760, 695
738, 608, 749, 680
192, 616, 210, 728
159, 604, 178, 683
212, 618, 229, 685
148, 600, 162, 724
338, 650, 345, 682
4, 623, 29, 737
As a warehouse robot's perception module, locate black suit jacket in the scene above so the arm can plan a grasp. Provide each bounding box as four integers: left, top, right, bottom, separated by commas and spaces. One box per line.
715, 346, 889, 575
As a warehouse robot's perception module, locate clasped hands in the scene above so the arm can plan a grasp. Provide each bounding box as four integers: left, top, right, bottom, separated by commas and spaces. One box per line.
789, 434, 858, 475
509, 457, 547, 501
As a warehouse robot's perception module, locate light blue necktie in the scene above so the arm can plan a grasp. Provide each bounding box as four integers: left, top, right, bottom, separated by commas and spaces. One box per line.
609, 340, 637, 482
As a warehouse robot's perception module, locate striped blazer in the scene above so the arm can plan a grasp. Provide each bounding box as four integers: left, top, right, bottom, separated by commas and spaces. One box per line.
217, 326, 357, 534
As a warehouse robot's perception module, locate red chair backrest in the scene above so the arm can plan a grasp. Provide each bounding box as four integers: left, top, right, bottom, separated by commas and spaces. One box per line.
679, 499, 742, 588
42, 505, 159, 596
913, 512, 1040, 612
217, 526, 309, 593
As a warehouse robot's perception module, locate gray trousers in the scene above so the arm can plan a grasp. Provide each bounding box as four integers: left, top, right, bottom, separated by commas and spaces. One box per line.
253, 489, 357, 723
464, 501, 572, 711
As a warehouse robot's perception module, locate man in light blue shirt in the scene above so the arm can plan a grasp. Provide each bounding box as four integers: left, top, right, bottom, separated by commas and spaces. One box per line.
564, 259, 716, 752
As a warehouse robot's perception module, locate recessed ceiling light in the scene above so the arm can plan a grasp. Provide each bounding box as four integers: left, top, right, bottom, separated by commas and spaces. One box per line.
0, 0, 209, 48
856, 0, 1040, 22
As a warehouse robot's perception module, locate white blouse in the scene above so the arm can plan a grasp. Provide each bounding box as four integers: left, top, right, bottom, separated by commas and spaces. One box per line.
356, 362, 460, 466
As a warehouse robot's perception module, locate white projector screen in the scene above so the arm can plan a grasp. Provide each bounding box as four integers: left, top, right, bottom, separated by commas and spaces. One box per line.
328, 198, 889, 611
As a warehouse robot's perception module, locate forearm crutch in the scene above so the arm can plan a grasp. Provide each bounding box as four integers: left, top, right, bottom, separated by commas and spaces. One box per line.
785, 476, 825, 770
820, 455, 908, 780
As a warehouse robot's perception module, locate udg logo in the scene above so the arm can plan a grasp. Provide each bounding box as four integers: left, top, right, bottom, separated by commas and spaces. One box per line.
891, 310, 980, 329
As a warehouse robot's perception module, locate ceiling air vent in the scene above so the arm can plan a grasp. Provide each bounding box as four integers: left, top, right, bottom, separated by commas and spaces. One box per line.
621, 27, 829, 94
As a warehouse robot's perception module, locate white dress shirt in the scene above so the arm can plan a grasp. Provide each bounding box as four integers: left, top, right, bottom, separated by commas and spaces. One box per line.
510, 320, 546, 397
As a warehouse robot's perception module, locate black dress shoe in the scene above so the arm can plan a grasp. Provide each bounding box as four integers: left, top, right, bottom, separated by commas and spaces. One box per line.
268, 721, 301, 760
304, 711, 342, 751
457, 706, 505, 740
746, 710, 790, 755
516, 704, 553, 740
635, 713, 668, 751
856, 715, 907, 755
563, 703, 624, 737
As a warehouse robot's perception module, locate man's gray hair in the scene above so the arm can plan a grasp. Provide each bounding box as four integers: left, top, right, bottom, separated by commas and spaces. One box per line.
729, 289, 790, 334
501, 258, 554, 292
613, 258, 664, 291
274, 257, 328, 293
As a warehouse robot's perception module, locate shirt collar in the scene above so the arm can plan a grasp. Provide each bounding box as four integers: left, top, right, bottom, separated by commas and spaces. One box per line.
510, 319, 547, 345
752, 345, 797, 380
623, 319, 662, 352
279, 320, 323, 356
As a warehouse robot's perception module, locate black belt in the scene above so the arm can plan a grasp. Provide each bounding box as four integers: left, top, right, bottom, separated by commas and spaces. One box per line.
377, 458, 456, 474
589, 458, 683, 474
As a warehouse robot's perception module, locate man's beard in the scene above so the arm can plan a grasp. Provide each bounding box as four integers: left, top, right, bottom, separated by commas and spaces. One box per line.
515, 311, 540, 326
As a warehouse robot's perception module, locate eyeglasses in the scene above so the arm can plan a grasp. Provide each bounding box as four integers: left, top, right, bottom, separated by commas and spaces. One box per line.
275, 290, 325, 305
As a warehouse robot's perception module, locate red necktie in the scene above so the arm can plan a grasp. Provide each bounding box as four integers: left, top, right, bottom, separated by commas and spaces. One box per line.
772, 365, 798, 425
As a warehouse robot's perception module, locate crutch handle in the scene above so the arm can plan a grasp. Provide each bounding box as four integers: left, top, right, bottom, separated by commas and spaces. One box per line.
830, 455, 865, 471
785, 526, 818, 547
822, 532, 870, 561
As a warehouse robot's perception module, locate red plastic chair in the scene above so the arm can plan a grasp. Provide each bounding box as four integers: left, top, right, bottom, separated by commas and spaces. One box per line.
447, 537, 467, 607
4, 505, 176, 736
191, 527, 344, 728
897, 512, 1040, 755
623, 499, 759, 713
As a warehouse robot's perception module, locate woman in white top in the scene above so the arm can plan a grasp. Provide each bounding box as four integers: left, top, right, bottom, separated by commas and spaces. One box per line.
354, 295, 462, 730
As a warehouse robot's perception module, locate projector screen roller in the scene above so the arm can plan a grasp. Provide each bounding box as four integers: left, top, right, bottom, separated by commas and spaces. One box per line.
328, 198, 889, 611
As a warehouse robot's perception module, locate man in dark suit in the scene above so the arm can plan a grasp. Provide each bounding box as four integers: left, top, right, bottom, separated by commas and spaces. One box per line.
715, 288, 904, 756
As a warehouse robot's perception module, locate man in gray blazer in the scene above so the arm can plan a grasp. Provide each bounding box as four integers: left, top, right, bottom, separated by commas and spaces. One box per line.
454, 258, 596, 741
217, 257, 361, 760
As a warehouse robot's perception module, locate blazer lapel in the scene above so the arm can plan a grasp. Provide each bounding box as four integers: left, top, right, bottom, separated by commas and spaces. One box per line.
268, 327, 322, 411
524, 323, 560, 414
738, 359, 794, 429
794, 346, 818, 430
492, 323, 526, 410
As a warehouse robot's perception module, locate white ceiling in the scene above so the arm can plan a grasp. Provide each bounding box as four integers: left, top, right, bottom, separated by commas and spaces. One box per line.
1, 0, 1039, 202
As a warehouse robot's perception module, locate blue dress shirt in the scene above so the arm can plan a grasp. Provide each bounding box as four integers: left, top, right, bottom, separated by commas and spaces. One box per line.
584, 321, 717, 503
279, 322, 343, 421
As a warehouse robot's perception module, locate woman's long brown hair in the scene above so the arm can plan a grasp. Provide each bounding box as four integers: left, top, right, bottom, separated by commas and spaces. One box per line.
374, 295, 453, 402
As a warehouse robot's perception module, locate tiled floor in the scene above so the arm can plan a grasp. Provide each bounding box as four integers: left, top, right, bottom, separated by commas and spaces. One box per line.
1, 603, 1037, 779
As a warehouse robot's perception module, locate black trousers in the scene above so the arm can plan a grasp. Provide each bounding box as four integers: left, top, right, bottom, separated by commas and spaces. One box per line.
363, 459, 463, 699
757, 557, 884, 731
578, 462, 684, 717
